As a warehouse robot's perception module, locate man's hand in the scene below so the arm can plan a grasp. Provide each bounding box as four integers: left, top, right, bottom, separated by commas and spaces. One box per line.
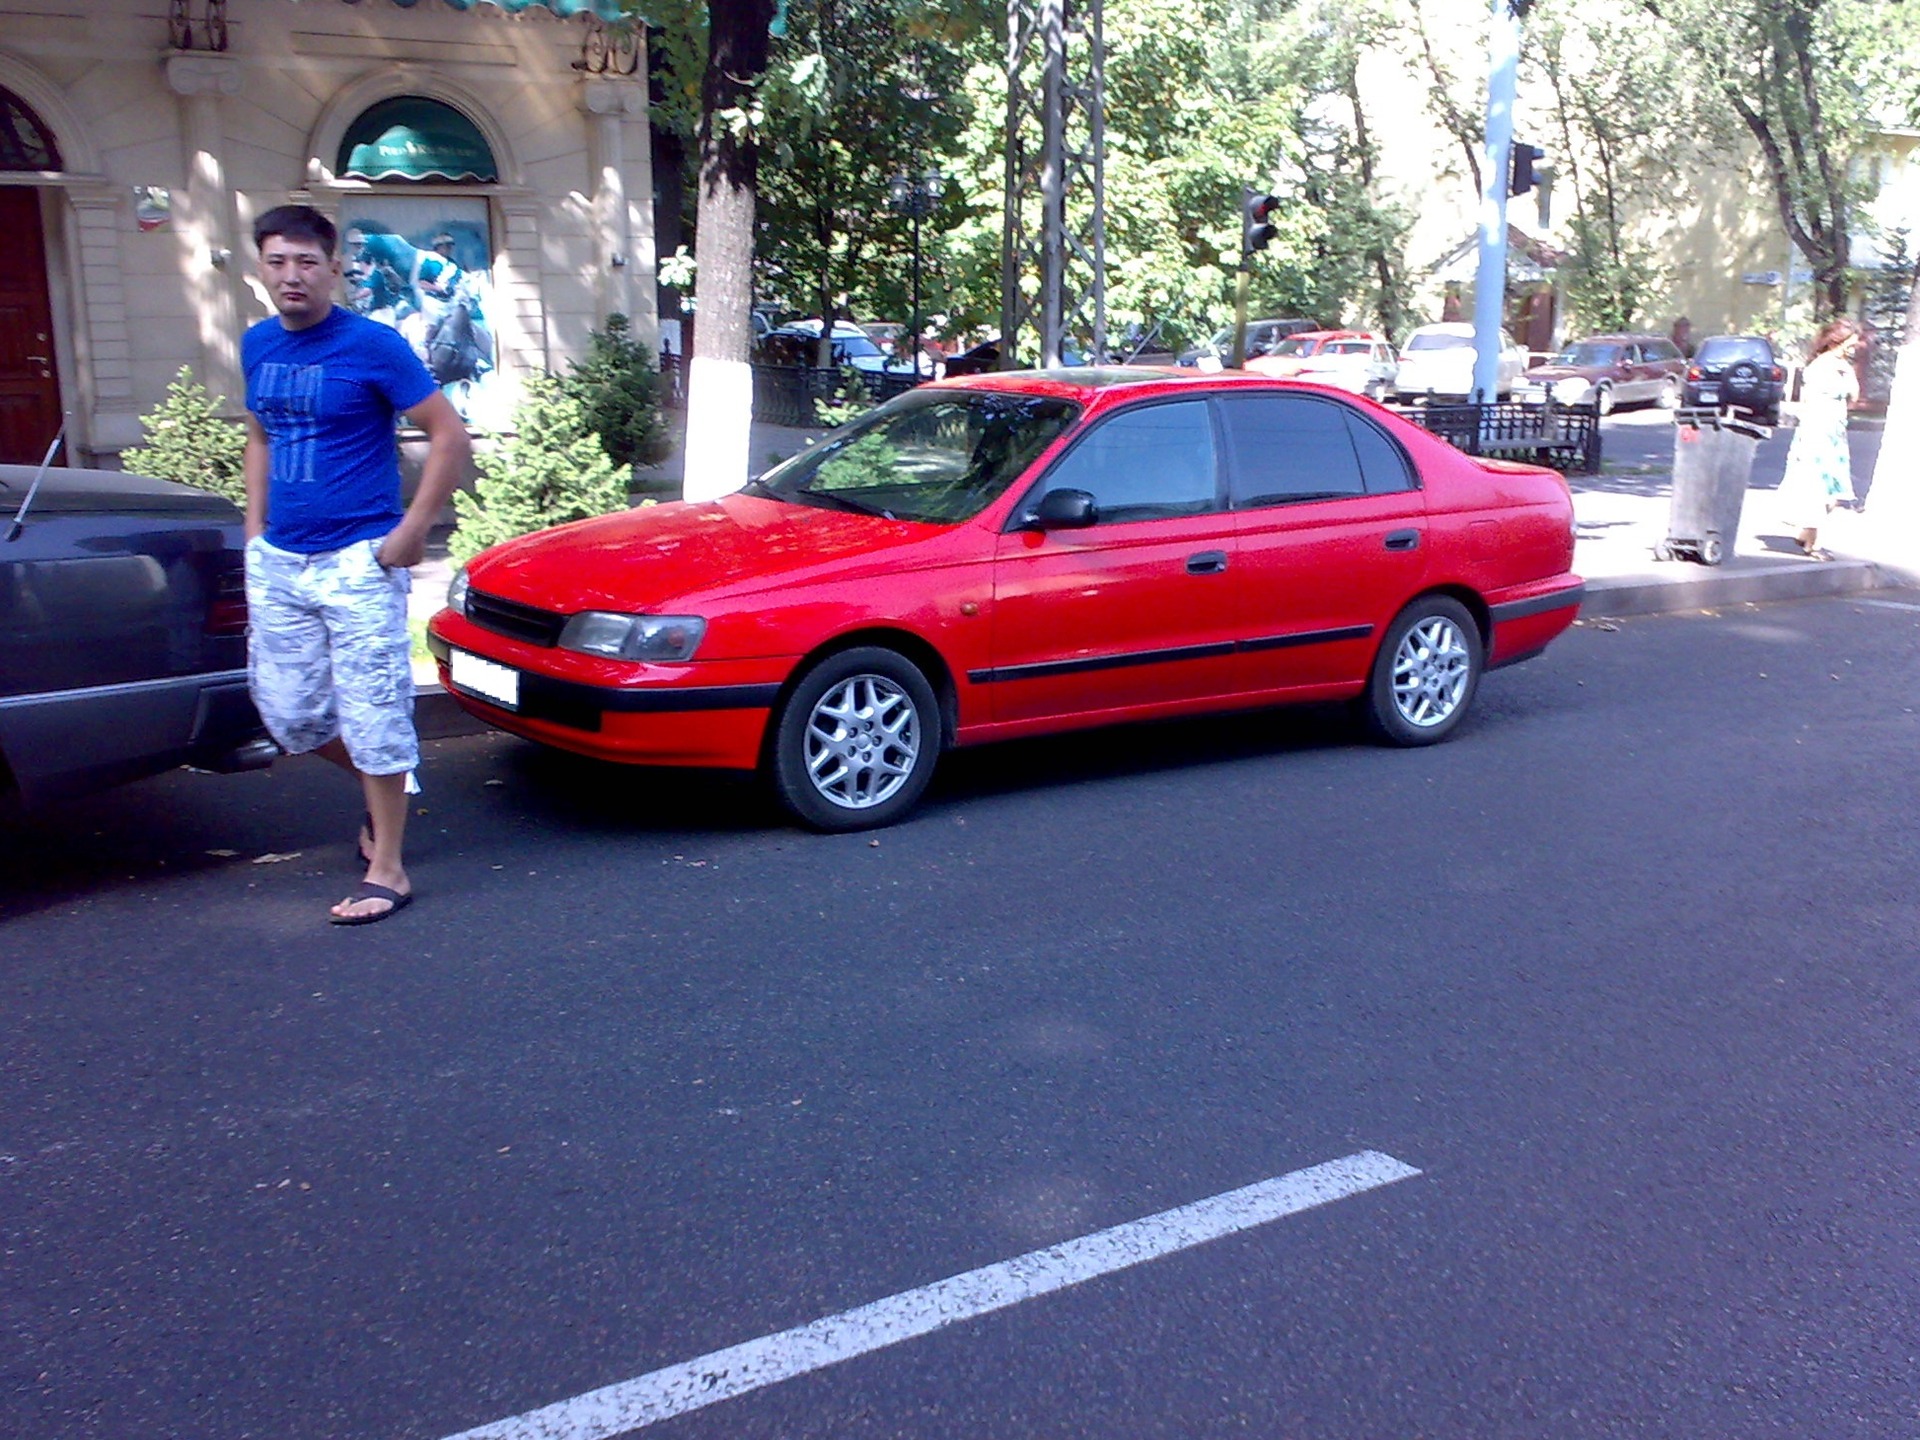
377, 524, 428, 571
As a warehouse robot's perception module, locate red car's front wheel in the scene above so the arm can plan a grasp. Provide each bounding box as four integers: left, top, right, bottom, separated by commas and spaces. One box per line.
770, 647, 943, 831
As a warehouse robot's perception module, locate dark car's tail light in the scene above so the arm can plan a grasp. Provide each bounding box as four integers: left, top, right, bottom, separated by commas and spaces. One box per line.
1771, 366, 1785, 381
206, 564, 248, 637
1686, 365, 1702, 380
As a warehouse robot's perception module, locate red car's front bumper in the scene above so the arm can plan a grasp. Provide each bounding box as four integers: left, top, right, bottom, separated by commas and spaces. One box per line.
426, 611, 790, 770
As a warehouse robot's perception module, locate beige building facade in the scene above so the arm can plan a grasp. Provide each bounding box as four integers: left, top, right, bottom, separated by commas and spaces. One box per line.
0, 0, 655, 467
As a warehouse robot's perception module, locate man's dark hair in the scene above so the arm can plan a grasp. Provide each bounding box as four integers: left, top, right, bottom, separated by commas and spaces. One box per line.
253, 204, 337, 257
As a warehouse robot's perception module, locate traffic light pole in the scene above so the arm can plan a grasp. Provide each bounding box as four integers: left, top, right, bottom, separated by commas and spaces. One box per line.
1471, 0, 1522, 404
1230, 267, 1251, 369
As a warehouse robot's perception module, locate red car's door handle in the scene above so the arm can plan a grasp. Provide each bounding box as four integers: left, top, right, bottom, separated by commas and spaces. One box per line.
1186, 550, 1229, 575
1384, 529, 1421, 551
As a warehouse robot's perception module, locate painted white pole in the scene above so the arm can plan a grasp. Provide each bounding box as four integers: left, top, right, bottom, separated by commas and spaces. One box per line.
1471, 0, 1520, 404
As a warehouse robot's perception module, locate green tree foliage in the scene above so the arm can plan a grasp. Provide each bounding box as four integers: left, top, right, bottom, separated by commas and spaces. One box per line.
1527, 3, 1707, 334
449, 374, 630, 567
1634, 0, 1920, 318
755, 0, 989, 349
123, 366, 245, 504
560, 313, 668, 469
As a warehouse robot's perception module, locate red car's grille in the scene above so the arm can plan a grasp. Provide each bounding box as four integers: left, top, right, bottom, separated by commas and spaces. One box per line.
468, 588, 566, 647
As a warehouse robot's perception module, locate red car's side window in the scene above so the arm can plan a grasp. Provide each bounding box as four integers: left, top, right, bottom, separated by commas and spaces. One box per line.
1217, 394, 1412, 507
1027, 399, 1220, 525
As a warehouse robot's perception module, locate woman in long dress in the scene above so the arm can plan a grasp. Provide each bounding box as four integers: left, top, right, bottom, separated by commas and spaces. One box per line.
1779, 318, 1862, 559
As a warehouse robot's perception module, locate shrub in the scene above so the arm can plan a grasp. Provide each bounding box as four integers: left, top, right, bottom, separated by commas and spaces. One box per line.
449, 372, 632, 567
560, 313, 669, 469
123, 366, 246, 504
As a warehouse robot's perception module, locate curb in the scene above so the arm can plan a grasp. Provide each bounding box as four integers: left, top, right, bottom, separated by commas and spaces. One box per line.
1580, 555, 1904, 618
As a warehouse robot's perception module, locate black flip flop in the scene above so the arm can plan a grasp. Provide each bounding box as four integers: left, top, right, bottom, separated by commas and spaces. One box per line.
329, 881, 413, 926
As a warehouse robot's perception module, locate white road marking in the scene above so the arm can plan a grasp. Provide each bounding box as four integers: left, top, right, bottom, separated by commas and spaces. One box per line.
439, 1150, 1421, 1440
1853, 599, 1920, 613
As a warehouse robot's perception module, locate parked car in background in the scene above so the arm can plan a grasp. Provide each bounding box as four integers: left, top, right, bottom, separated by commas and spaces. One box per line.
1681, 334, 1785, 426
1392, 323, 1527, 401
0, 463, 273, 807
765, 319, 933, 377
1518, 334, 1687, 413
430, 368, 1584, 832
1248, 332, 1398, 398
1177, 318, 1318, 368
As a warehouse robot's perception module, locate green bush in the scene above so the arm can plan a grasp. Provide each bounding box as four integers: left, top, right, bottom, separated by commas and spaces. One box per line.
560, 313, 669, 469
123, 366, 246, 504
449, 372, 633, 567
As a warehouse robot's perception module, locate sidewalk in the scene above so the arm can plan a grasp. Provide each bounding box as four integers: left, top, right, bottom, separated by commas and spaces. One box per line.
410, 419, 1911, 735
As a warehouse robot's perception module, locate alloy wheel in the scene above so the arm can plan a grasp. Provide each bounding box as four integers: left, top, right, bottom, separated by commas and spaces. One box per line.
803, 673, 921, 810
1391, 615, 1472, 728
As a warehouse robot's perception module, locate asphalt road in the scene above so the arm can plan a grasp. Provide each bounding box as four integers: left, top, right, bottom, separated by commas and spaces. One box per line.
5, 592, 1920, 1439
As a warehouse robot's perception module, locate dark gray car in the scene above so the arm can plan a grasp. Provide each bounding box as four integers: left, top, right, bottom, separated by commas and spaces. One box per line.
0, 464, 272, 806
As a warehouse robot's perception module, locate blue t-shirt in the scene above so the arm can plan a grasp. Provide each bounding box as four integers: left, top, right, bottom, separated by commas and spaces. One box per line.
243, 306, 439, 553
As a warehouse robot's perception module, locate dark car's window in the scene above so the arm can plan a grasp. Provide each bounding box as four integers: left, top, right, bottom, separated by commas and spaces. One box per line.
1218, 393, 1410, 505
1696, 336, 1773, 365
756, 388, 1080, 523
1029, 399, 1218, 524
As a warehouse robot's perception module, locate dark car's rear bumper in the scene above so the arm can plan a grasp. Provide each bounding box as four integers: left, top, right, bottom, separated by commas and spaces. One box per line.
0, 668, 268, 805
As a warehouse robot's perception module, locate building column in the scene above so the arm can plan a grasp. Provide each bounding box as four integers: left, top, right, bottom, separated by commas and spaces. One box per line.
63, 184, 139, 456
580, 76, 658, 355
166, 52, 244, 410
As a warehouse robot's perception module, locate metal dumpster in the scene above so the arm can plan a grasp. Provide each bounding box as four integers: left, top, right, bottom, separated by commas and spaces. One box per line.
1657, 410, 1767, 565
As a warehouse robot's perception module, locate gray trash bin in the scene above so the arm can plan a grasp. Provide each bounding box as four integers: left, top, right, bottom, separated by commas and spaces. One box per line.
1658, 409, 1766, 565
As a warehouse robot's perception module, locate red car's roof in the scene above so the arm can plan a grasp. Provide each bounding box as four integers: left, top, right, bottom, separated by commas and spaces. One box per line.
925, 366, 1325, 404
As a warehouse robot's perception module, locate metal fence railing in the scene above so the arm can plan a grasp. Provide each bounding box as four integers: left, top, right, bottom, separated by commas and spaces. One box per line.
1386, 399, 1602, 475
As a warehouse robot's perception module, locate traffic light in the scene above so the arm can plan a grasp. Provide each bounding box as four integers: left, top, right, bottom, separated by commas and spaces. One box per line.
1242, 188, 1279, 257
1509, 142, 1543, 197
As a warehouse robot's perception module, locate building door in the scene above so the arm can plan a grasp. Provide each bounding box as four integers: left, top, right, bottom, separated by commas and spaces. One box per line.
0, 187, 63, 464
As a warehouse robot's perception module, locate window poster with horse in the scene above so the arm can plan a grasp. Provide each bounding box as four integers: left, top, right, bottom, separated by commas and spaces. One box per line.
341, 197, 501, 427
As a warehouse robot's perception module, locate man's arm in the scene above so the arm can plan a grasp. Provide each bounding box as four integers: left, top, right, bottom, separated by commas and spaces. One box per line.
376, 390, 472, 570
242, 413, 270, 541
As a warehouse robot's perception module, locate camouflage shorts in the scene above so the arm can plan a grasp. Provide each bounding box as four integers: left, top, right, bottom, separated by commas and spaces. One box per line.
245, 536, 418, 776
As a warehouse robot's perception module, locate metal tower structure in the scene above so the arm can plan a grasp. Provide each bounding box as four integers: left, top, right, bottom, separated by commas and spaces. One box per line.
1001, 0, 1105, 368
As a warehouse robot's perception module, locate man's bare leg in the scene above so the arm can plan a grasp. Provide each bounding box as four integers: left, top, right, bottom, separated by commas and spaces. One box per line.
313, 739, 411, 920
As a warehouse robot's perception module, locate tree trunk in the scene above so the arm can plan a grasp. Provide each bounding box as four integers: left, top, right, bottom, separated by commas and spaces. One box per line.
681, 0, 776, 503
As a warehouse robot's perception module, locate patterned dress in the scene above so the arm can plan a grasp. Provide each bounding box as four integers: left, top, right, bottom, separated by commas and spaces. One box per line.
1778, 348, 1858, 530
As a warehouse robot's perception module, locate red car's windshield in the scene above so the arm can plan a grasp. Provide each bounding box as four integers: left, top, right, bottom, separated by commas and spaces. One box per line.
754, 389, 1081, 523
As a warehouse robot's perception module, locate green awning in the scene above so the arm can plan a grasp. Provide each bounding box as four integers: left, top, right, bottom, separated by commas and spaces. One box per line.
339, 96, 499, 183
360, 0, 630, 18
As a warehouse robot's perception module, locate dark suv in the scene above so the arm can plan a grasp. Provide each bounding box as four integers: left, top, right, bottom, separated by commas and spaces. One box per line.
1682, 335, 1785, 426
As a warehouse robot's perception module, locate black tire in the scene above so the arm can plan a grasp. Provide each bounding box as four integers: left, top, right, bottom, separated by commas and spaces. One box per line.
1363, 596, 1483, 746
769, 647, 942, 832
1652, 541, 1675, 562
1657, 375, 1681, 410
1593, 383, 1614, 416
1701, 537, 1725, 566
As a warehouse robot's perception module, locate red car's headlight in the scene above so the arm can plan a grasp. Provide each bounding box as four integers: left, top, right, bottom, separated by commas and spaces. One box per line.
558, 612, 708, 663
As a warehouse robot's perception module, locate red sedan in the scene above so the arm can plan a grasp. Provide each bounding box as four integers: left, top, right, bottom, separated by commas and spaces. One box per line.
428, 369, 1583, 830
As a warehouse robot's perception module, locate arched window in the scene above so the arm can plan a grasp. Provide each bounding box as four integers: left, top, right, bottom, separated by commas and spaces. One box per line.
334, 96, 502, 425
0, 86, 60, 171
338, 96, 497, 183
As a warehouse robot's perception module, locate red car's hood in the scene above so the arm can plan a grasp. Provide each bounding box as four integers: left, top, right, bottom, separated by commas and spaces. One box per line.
464, 494, 949, 611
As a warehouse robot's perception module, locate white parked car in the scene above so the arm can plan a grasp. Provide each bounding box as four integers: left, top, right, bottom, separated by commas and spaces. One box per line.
1392, 323, 1527, 401
1261, 335, 1399, 399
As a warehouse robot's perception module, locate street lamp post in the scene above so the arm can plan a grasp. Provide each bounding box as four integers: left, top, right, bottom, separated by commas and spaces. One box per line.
887, 168, 946, 370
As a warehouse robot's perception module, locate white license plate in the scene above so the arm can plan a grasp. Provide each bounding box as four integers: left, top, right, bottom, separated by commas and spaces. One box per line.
450, 648, 520, 711
1696, 384, 1719, 403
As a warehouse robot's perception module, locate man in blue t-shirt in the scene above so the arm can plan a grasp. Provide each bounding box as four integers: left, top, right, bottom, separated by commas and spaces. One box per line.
242, 204, 472, 925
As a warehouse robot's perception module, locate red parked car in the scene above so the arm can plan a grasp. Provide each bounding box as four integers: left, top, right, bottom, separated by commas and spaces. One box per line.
428, 369, 1584, 830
